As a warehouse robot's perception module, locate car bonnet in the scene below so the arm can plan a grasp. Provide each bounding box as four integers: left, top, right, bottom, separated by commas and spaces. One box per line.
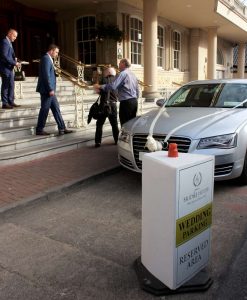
129, 107, 247, 139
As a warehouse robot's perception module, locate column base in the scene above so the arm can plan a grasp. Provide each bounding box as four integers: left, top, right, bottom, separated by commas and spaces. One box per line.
142, 91, 161, 102
134, 256, 213, 296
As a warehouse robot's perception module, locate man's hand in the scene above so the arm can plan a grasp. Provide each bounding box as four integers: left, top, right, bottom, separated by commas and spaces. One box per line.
93, 84, 101, 93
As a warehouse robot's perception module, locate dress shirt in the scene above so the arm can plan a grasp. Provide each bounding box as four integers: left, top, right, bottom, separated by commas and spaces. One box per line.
47, 53, 54, 66
101, 68, 139, 101
6, 37, 12, 48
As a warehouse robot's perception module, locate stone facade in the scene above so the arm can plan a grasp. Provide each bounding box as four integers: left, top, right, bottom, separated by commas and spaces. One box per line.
55, 0, 244, 91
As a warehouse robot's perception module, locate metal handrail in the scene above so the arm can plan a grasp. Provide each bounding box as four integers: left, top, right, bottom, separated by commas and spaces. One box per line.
34, 55, 151, 88
32, 59, 89, 88
59, 53, 91, 68
172, 81, 184, 86
55, 66, 89, 88
60, 53, 152, 87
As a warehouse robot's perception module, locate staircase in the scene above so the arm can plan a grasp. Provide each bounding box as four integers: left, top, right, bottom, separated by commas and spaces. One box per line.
0, 77, 102, 166
0, 77, 158, 166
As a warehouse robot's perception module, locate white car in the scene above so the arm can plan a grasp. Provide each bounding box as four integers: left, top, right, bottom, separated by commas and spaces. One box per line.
118, 79, 247, 183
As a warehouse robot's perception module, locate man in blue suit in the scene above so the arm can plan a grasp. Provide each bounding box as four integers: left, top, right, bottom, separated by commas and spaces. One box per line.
36, 44, 72, 136
0, 28, 21, 109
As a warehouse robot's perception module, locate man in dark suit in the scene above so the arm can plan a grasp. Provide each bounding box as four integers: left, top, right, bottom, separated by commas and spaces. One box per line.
0, 28, 21, 109
36, 44, 72, 136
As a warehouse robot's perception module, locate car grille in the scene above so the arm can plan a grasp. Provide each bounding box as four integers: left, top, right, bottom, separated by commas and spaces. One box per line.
214, 163, 234, 177
119, 155, 134, 169
133, 134, 191, 170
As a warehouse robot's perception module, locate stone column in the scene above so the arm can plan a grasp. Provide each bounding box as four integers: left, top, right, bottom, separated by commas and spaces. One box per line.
237, 43, 246, 78
143, 0, 160, 101
189, 29, 200, 81
207, 27, 217, 79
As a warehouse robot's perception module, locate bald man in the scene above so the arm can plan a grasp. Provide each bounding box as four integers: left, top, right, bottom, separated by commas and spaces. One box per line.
0, 28, 21, 109
94, 58, 139, 126
94, 67, 119, 147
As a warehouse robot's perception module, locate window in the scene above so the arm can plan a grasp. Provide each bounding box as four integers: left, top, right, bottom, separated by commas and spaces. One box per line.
233, 44, 247, 65
76, 16, 96, 64
157, 26, 164, 67
130, 17, 142, 65
217, 48, 224, 65
233, 45, 238, 66
173, 31, 181, 69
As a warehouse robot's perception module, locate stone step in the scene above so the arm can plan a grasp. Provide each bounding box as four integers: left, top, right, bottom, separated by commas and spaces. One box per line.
0, 126, 93, 153
0, 110, 76, 131
0, 100, 101, 124
15, 91, 98, 106
0, 125, 113, 166
15, 78, 94, 90
14, 78, 96, 105
18, 90, 74, 99
17, 97, 98, 106
0, 123, 58, 141
0, 106, 39, 119
0, 104, 74, 119
0, 133, 63, 153
16, 77, 76, 85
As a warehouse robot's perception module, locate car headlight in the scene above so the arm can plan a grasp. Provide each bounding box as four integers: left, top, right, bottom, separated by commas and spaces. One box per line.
197, 133, 237, 149
119, 129, 130, 143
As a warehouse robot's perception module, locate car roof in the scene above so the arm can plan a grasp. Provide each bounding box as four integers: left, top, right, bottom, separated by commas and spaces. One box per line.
186, 79, 247, 85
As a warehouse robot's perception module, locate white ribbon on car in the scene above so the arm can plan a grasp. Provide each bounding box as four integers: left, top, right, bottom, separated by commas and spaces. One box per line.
145, 104, 168, 151
145, 98, 247, 152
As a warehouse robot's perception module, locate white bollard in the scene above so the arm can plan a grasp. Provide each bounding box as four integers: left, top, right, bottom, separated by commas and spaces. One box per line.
138, 149, 214, 293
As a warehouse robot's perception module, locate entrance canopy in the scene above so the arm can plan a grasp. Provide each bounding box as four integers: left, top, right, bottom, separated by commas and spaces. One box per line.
15, 0, 247, 43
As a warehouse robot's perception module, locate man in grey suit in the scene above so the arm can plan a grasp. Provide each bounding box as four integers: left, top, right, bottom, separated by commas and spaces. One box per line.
0, 28, 21, 109
36, 44, 72, 136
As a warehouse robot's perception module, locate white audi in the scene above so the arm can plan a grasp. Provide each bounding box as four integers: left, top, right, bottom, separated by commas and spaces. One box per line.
118, 79, 247, 183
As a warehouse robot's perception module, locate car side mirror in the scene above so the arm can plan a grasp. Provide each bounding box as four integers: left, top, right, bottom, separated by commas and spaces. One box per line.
156, 98, 166, 107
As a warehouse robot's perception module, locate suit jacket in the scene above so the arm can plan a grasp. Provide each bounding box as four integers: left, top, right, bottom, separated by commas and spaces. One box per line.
0, 37, 16, 75
36, 53, 56, 95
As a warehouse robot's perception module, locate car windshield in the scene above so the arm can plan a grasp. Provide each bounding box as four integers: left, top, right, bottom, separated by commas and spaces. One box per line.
165, 83, 247, 108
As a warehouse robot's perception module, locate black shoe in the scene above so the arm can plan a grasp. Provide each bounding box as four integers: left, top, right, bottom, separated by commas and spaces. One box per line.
36, 131, 50, 136
11, 103, 21, 107
114, 140, 118, 145
59, 129, 73, 135
95, 143, 101, 148
2, 104, 13, 109
64, 128, 73, 134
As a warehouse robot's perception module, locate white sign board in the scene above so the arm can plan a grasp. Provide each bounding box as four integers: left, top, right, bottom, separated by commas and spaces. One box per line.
141, 151, 214, 290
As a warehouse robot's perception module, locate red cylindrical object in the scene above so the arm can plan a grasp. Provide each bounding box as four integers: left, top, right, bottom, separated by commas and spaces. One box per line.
168, 143, 178, 157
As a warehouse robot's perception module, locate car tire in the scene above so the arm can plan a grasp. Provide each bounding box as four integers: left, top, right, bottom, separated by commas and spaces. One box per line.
240, 151, 247, 185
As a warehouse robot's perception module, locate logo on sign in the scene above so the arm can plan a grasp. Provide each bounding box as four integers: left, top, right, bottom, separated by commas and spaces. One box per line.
193, 172, 202, 187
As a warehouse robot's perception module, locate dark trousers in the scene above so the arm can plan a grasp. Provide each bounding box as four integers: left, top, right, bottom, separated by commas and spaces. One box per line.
1, 72, 15, 105
119, 98, 138, 126
95, 103, 119, 144
36, 94, 65, 132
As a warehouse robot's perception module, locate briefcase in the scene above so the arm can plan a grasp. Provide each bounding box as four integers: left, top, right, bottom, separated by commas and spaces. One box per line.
14, 67, 26, 81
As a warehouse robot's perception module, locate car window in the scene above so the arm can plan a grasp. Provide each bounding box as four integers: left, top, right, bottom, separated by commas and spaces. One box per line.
166, 84, 220, 107
215, 83, 247, 108
167, 88, 190, 106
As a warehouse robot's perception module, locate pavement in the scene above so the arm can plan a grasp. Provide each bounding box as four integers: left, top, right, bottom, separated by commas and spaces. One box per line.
0, 133, 120, 213
0, 131, 247, 299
